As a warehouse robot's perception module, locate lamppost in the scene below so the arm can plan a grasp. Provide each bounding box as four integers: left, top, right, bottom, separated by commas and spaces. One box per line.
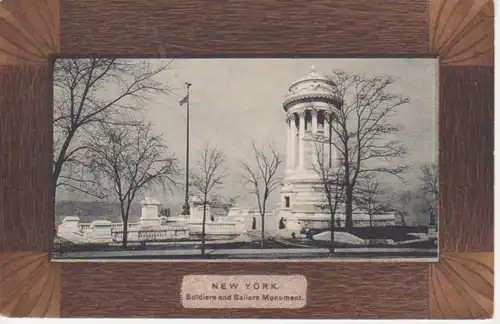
180, 82, 192, 215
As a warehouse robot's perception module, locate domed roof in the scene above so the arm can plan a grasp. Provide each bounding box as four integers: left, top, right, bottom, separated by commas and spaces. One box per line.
283, 66, 340, 111
290, 66, 331, 85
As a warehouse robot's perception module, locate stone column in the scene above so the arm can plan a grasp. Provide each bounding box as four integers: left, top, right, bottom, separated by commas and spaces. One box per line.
290, 114, 296, 170
298, 111, 306, 170
330, 113, 337, 163
285, 118, 289, 169
312, 110, 318, 134
311, 110, 318, 169
323, 112, 330, 167
286, 116, 291, 170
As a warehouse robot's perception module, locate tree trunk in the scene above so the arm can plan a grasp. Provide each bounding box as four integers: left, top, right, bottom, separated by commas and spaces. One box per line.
53, 128, 77, 190
122, 219, 128, 249
330, 213, 335, 253
52, 163, 63, 196
345, 187, 354, 229
120, 201, 129, 249
261, 214, 265, 249
201, 198, 207, 256
52, 179, 58, 207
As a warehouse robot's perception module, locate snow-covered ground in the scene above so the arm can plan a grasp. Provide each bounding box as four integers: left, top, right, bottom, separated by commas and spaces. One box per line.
312, 231, 366, 245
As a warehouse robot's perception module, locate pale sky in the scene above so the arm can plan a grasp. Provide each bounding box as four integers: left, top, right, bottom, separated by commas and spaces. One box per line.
59, 58, 438, 210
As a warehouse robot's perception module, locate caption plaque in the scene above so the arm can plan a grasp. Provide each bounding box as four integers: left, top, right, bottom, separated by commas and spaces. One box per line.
181, 275, 307, 309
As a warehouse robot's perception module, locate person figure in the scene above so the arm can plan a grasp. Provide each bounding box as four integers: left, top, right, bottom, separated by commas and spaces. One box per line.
429, 210, 436, 226
252, 217, 256, 230
279, 217, 286, 229
304, 226, 313, 240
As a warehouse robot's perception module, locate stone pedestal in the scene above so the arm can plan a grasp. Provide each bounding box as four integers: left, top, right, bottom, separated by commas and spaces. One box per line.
58, 216, 80, 233
85, 220, 112, 243
139, 218, 160, 228
189, 195, 212, 222
139, 197, 161, 229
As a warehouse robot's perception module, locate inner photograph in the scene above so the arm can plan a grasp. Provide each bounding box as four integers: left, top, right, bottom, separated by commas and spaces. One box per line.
52, 58, 438, 260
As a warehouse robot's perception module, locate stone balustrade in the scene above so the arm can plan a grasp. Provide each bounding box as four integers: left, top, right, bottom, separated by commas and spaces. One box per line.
77, 222, 140, 233
78, 224, 91, 232
57, 197, 248, 245
110, 223, 139, 231
187, 221, 245, 235
111, 228, 190, 242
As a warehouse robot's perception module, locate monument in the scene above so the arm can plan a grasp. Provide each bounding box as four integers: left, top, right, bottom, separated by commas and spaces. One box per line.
277, 66, 343, 231
138, 197, 162, 228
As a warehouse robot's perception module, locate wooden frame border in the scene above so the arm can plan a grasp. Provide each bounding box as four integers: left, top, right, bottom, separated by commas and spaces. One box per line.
0, 0, 493, 319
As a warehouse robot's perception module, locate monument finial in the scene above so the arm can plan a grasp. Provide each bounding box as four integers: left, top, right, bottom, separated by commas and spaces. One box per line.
310, 65, 316, 73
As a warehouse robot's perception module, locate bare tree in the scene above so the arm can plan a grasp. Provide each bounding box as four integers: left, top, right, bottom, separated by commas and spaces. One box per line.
326, 70, 409, 229
241, 143, 283, 248
394, 189, 432, 226
420, 162, 438, 214
53, 58, 172, 196
394, 190, 413, 226
312, 136, 345, 252
354, 174, 394, 230
190, 145, 227, 256
83, 121, 179, 248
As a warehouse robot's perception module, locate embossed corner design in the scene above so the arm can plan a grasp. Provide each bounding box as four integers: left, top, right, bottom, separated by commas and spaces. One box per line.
429, 253, 493, 319
429, 0, 493, 67
0, 0, 59, 65
0, 253, 60, 317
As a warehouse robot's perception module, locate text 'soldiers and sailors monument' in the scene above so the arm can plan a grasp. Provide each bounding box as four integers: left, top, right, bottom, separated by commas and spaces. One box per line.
278, 66, 342, 231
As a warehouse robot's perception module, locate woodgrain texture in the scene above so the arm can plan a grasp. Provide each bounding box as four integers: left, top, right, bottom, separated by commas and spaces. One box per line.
429, 253, 493, 318
59, 0, 429, 56
0, 0, 59, 64
60, 262, 428, 318
429, 0, 493, 66
0, 253, 60, 317
438, 66, 493, 252
0, 0, 495, 320
0, 65, 53, 252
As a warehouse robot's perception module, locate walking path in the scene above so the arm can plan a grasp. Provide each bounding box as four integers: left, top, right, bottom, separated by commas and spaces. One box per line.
109, 238, 244, 247
54, 247, 436, 259
54, 248, 327, 259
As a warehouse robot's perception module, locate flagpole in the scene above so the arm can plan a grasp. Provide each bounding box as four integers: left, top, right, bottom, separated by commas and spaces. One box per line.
182, 82, 192, 216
